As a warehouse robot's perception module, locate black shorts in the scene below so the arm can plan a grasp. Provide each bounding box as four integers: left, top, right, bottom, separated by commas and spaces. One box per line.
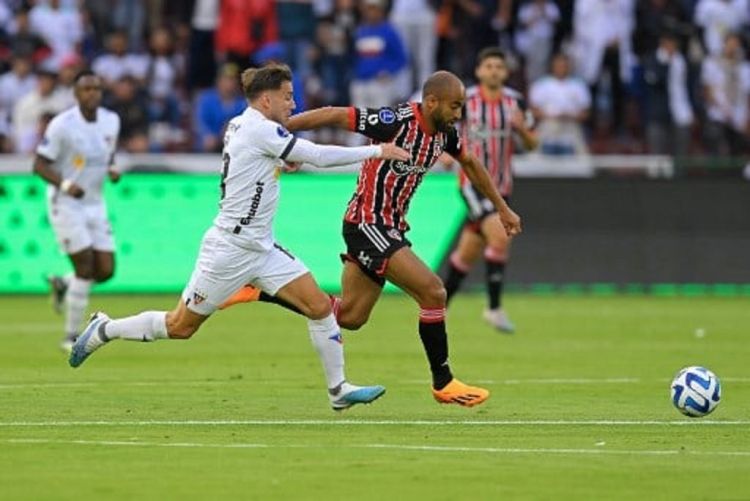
341, 221, 411, 286
460, 185, 510, 234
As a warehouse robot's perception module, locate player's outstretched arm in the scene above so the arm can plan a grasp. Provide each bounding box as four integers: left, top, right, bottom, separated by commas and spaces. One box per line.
458, 152, 521, 236
284, 138, 409, 168
287, 107, 350, 132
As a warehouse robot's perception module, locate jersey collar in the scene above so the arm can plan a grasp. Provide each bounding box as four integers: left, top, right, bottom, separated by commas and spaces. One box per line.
411, 102, 435, 137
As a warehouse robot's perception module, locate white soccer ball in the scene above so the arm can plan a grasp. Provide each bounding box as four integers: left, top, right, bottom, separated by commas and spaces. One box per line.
670, 366, 721, 417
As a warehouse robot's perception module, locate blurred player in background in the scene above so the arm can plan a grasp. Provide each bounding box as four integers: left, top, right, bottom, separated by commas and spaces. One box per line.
222, 70, 522, 408
32, 70, 121, 352
442, 47, 538, 333
69, 64, 410, 411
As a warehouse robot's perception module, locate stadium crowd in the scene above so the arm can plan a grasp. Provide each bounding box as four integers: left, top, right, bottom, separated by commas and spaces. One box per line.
0, 0, 749, 158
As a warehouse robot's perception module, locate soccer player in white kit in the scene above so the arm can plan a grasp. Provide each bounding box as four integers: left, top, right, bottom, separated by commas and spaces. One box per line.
32, 70, 121, 352
69, 64, 410, 410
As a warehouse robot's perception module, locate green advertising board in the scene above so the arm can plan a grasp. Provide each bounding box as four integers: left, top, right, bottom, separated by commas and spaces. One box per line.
0, 173, 465, 293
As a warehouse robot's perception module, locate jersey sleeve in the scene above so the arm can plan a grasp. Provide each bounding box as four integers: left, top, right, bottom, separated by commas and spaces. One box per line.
255, 120, 298, 160
348, 106, 402, 142
36, 116, 65, 161
443, 126, 463, 157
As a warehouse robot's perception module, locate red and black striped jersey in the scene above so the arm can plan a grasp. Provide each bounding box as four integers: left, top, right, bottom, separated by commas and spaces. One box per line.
344, 102, 462, 231
459, 85, 524, 197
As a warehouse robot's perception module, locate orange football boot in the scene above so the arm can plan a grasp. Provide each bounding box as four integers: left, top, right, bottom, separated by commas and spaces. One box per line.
432, 378, 490, 407
219, 285, 261, 310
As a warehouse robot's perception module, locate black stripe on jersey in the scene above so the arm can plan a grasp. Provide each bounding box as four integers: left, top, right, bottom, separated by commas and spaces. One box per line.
392, 127, 424, 226
373, 124, 409, 223
279, 137, 297, 160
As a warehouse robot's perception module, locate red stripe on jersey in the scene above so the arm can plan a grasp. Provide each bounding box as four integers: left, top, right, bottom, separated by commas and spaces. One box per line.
347, 107, 356, 131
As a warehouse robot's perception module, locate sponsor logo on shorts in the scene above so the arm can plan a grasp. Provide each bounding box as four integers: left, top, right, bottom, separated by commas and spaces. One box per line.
387, 228, 402, 241
367, 114, 379, 125
358, 251, 373, 267
193, 291, 206, 305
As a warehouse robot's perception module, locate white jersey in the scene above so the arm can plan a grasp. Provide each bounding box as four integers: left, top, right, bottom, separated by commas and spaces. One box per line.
213, 106, 296, 252
37, 106, 120, 206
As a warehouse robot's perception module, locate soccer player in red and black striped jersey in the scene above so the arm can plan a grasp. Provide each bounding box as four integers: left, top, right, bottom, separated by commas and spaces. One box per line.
442, 47, 538, 334
222, 71, 521, 407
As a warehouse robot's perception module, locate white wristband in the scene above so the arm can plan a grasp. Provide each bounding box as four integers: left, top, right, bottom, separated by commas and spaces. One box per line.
60, 179, 73, 193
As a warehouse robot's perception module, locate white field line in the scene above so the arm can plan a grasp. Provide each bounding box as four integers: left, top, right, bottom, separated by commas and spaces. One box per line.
3, 377, 750, 391
4, 438, 750, 458
1, 419, 749, 427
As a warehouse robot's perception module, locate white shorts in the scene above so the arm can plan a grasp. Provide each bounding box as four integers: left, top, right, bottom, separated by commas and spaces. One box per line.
47, 200, 115, 255
181, 226, 309, 315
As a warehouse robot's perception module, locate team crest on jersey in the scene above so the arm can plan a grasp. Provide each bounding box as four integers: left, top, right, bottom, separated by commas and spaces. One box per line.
72, 154, 85, 170
387, 228, 402, 241
378, 109, 395, 124
276, 126, 290, 138
192, 291, 207, 305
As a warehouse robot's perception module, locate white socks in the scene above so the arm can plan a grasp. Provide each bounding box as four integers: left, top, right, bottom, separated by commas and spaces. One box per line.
104, 311, 168, 342
65, 276, 91, 336
308, 313, 346, 390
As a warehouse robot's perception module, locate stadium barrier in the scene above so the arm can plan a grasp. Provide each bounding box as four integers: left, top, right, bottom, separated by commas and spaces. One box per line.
0, 173, 465, 293
446, 177, 750, 294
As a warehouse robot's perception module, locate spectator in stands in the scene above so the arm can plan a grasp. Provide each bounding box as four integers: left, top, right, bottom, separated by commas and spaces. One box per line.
0, 56, 37, 125
572, 0, 635, 134
215, 0, 278, 70
145, 27, 184, 130
449, 0, 513, 81
633, 0, 693, 57
529, 53, 591, 155
643, 32, 694, 158
389, 0, 437, 94
28, 0, 83, 70
7, 7, 51, 64
312, 7, 354, 108
193, 63, 245, 152
112, 0, 146, 52
55, 53, 83, 105
12, 69, 69, 152
276, 0, 317, 81
515, 0, 561, 86
92, 31, 149, 90
694, 0, 749, 56
349, 0, 407, 109
188, 0, 219, 90
106, 75, 150, 153
701, 32, 750, 156
253, 42, 306, 113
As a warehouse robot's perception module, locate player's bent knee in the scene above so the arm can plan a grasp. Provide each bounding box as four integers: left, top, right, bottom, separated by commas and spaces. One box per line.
94, 268, 114, 283
422, 279, 447, 307
164, 311, 200, 339
304, 298, 332, 321
337, 310, 368, 330
167, 323, 198, 339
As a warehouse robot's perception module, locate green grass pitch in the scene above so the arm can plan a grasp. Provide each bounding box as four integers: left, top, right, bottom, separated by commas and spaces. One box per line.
1, 293, 748, 500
